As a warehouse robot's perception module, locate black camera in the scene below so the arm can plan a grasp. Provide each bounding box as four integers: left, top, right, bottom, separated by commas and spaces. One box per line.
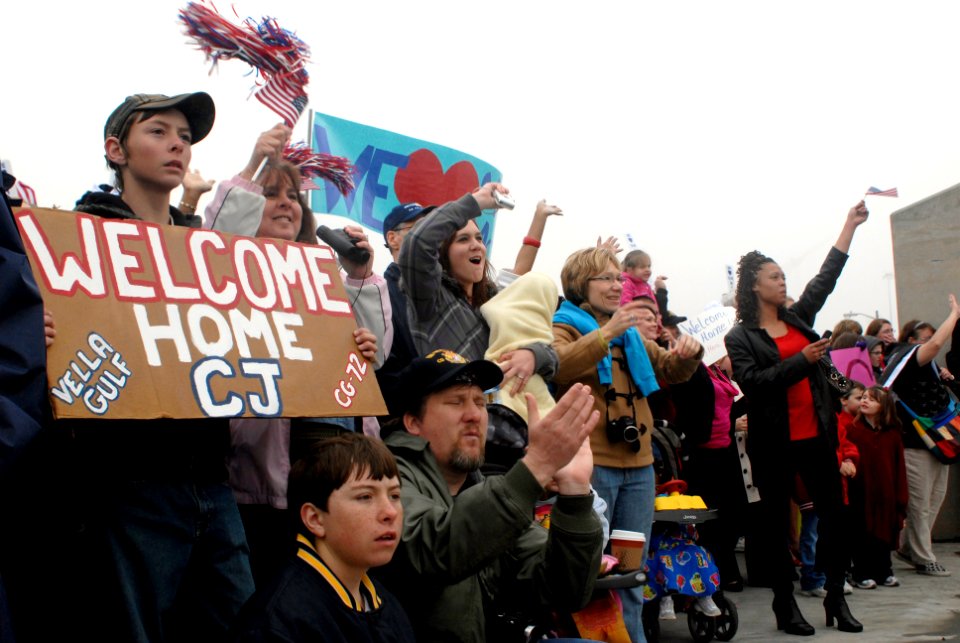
316, 225, 371, 265
606, 416, 646, 453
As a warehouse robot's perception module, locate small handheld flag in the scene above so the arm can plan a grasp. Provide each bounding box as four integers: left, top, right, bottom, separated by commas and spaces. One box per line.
179, 2, 310, 127
865, 186, 898, 198
7, 180, 37, 206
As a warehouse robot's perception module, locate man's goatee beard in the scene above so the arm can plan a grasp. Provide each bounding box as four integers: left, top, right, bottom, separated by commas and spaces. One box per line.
450, 448, 484, 473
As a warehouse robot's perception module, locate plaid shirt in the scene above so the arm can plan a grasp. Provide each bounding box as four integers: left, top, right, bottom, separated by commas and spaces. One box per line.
399, 194, 556, 376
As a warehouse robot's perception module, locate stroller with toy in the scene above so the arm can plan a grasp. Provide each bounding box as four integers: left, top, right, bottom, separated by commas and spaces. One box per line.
640, 423, 739, 643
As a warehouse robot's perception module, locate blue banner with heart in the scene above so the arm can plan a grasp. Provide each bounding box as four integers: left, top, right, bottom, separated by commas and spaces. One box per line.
308, 111, 500, 248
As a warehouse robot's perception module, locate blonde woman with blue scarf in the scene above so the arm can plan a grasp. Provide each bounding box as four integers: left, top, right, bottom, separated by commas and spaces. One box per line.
552, 247, 703, 643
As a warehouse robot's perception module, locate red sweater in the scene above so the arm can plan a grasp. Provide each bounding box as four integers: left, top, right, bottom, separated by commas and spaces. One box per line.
845, 416, 908, 548
774, 326, 819, 441
835, 412, 861, 505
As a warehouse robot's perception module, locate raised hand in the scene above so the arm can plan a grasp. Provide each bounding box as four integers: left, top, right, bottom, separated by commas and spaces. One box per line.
601, 300, 651, 341
471, 182, 510, 210
670, 334, 701, 359
847, 200, 869, 227
340, 225, 375, 279
522, 383, 600, 489
182, 169, 214, 195
596, 236, 623, 255
240, 123, 292, 180
534, 199, 562, 218
553, 431, 594, 495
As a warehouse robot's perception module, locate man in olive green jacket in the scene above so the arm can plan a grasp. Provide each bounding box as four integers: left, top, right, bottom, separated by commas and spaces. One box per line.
375, 350, 604, 643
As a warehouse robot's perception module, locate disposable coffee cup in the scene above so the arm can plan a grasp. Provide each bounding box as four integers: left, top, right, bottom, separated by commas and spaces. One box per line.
610, 529, 646, 572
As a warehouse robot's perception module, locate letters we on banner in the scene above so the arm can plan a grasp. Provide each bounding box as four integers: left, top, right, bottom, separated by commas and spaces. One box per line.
308, 111, 501, 247
15, 208, 385, 420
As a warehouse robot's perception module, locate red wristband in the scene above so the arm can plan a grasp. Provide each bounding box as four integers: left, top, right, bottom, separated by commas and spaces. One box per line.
522, 236, 541, 248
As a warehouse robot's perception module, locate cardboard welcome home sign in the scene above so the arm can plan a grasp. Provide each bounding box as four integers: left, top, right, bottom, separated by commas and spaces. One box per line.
14, 207, 386, 420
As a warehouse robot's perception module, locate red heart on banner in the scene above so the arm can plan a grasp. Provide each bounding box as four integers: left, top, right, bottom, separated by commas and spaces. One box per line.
394, 148, 480, 206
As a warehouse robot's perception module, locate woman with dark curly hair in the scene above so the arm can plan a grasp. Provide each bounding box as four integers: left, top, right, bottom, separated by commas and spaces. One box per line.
724, 201, 869, 636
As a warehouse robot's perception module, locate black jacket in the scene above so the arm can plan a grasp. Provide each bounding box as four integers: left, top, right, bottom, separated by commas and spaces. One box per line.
75, 190, 203, 227
0, 171, 50, 480
724, 247, 848, 481
231, 538, 416, 643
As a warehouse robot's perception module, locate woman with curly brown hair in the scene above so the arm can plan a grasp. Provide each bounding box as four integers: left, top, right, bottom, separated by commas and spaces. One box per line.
400, 183, 558, 390
724, 201, 868, 636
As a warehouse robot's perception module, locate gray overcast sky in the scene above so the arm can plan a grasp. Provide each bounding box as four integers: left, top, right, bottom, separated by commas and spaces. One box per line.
6, 0, 960, 333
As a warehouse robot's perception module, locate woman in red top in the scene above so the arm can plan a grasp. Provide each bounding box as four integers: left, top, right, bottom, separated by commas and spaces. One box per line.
724, 201, 869, 636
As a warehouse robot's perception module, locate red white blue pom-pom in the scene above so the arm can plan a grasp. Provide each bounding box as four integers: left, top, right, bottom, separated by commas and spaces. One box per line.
179, 1, 310, 126
283, 142, 355, 195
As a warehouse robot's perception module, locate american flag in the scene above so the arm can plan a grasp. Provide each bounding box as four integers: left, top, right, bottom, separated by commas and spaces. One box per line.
8, 180, 37, 206
255, 76, 308, 127
180, 3, 310, 126
865, 186, 898, 198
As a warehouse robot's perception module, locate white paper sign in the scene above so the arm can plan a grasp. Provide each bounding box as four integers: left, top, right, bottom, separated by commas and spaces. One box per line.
678, 304, 737, 366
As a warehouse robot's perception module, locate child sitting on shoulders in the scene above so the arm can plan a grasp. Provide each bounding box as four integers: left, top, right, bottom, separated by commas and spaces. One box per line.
845, 386, 908, 590
620, 249, 668, 314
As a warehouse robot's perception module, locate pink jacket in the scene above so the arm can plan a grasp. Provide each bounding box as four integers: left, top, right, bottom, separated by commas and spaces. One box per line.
620, 272, 659, 309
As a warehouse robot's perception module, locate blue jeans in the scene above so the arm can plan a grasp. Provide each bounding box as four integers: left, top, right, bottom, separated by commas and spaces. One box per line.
93, 480, 255, 642
592, 464, 655, 643
799, 510, 826, 590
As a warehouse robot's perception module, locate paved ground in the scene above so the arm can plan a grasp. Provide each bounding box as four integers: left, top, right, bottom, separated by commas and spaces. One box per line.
653, 542, 960, 642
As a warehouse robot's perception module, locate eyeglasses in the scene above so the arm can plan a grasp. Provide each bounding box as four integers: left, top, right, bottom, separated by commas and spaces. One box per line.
394, 223, 417, 233
588, 274, 624, 284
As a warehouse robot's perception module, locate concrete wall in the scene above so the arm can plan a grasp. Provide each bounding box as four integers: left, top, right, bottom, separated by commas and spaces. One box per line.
890, 182, 960, 540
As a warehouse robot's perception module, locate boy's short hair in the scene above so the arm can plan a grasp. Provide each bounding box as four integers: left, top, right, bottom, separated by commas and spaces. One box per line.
622, 249, 650, 269
288, 433, 400, 535
841, 380, 867, 398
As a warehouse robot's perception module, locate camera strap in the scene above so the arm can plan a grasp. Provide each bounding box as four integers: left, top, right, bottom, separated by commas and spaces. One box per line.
603, 353, 641, 427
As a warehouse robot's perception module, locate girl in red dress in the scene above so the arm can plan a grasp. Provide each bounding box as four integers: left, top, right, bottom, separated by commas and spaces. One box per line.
845, 386, 908, 589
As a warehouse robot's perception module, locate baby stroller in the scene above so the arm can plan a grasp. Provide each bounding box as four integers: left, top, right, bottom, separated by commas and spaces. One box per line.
642, 424, 739, 643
